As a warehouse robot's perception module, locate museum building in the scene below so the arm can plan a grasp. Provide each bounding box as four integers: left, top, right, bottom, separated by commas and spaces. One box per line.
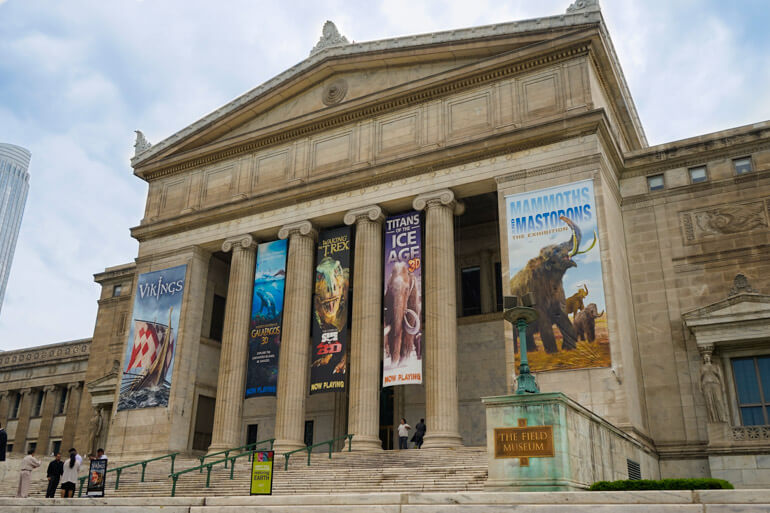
1, 0, 769, 488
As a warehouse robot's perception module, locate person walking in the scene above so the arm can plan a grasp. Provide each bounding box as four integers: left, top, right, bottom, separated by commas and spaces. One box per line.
397, 418, 411, 450
46, 453, 64, 498
16, 448, 41, 497
61, 449, 81, 498
412, 418, 426, 449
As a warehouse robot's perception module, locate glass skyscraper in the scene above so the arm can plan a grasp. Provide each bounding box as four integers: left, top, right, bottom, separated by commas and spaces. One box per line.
0, 143, 31, 316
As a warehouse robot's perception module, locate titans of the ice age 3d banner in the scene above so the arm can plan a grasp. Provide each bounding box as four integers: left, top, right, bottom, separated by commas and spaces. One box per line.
118, 265, 187, 411
505, 179, 610, 372
246, 240, 288, 398
309, 226, 352, 395
382, 211, 423, 387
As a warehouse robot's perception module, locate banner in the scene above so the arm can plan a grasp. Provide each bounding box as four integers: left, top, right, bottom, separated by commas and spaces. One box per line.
118, 265, 186, 411
505, 179, 610, 372
245, 240, 288, 397
250, 451, 274, 495
86, 459, 108, 497
382, 212, 423, 386
309, 226, 351, 394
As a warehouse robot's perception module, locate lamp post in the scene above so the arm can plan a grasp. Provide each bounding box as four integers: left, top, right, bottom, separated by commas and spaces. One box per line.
503, 294, 540, 394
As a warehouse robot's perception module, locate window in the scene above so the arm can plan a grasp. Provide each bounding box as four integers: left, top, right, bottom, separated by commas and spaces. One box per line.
688, 166, 708, 184
31, 390, 44, 417
733, 157, 753, 175
7, 444, 13, 453
56, 387, 67, 415
10, 393, 21, 419
27, 442, 37, 454
209, 294, 227, 341
627, 459, 641, 480
494, 262, 503, 312
647, 174, 664, 192
461, 267, 482, 316
732, 356, 770, 425
112, 284, 122, 297
52, 440, 62, 456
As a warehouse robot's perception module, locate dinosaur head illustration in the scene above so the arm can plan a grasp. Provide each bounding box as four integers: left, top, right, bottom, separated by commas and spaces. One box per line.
314, 256, 349, 329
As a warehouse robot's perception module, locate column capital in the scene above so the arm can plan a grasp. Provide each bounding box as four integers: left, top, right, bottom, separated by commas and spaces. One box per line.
43, 385, 57, 393
698, 344, 716, 358
19, 388, 32, 396
344, 205, 386, 226
412, 189, 465, 215
222, 234, 257, 253
278, 220, 317, 241
67, 382, 82, 391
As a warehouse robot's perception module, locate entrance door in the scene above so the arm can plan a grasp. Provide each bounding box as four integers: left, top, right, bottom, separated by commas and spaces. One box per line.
304, 420, 314, 447
192, 396, 215, 451
246, 424, 258, 447
379, 387, 394, 450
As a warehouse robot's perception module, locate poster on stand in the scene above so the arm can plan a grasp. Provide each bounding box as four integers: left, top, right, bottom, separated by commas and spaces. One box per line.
309, 226, 352, 394
245, 240, 288, 397
118, 265, 187, 411
382, 211, 423, 387
86, 459, 108, 497
250, 451, 274, 495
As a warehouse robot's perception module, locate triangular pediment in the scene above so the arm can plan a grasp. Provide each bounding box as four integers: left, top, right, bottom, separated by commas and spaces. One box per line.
683, 293, 770, 323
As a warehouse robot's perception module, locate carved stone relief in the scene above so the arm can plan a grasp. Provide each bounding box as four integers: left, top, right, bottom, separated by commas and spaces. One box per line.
680, 200, 769, 243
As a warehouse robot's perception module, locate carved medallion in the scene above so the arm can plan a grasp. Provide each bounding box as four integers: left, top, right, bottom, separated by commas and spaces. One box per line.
322, 79, 348, 106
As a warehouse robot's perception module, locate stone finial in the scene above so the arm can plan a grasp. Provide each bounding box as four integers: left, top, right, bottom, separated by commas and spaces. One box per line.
566, 0, 600, 13
310, 21, 350, 55
728, 273, 757, 296
134, 130, 152, 156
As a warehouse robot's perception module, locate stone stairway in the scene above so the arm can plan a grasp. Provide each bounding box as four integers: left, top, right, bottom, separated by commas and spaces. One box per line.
0, 447, 488, 498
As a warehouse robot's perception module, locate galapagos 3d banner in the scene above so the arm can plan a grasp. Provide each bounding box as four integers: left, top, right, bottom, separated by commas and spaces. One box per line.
382, 212, 423, 387
118, 265, 186, 411
505, 179, 610, 372
310, 226, 351, 394
246, 240, 288, 398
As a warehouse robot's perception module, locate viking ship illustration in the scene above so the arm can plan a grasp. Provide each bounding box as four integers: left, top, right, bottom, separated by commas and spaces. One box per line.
121, 307, 175, 392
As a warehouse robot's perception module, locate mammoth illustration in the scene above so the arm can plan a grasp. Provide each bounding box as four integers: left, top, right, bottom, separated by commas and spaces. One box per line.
574, 303, 604, 342
565, 284, 588, 317
509, 216, 596, 353
383, 261, 421, 366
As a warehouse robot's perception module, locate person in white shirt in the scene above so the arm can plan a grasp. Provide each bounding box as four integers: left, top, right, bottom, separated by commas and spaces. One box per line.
397, 418, 411, 450
61, 449, 81, 498
96, 448, 107, 460
16, 448, 41, 497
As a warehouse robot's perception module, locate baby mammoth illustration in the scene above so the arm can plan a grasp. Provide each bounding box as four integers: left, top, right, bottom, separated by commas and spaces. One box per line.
383, 261, 421, 366
565, 284, 589, 317
313, 257, 349, 331
573, 303, 604, 342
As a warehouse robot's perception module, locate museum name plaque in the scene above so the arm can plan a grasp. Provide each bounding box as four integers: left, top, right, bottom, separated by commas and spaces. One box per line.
494, 425, 554, 459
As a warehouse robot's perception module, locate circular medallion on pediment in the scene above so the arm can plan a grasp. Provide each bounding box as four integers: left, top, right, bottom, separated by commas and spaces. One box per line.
322, 79, 348, 106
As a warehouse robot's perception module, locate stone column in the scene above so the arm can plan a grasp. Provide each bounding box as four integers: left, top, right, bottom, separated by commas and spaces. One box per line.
35, 385, 58, 456
208, 234, 258, 453
61, 382, 82, 452
273, 221, 317, 454
12, 388, 33, 453
0, 391, 8, 428
343, 205, 385, 451
413, 189, 464, 448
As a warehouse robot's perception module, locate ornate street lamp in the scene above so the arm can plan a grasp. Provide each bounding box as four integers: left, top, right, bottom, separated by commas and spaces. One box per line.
503, 294, 540, 394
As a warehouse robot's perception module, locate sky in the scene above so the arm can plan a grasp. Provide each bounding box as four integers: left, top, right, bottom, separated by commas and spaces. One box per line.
0, 0, 769, 350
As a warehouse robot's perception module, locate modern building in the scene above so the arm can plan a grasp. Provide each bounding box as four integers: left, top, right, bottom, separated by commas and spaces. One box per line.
2, 0, 769, 489
0, 143, 31, 315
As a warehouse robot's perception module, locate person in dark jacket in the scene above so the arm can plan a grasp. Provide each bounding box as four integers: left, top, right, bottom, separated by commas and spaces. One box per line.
411, 418, 426, 449
46, 453, 64, 498
0, 423, 7, 462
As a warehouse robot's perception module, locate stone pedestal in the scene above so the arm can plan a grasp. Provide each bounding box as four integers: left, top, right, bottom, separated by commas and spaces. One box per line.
483, 392, 658, 491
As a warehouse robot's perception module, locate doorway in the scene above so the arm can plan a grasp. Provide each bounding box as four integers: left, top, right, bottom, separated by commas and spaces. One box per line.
379, 387, 394, 450
192, 395, 215, 451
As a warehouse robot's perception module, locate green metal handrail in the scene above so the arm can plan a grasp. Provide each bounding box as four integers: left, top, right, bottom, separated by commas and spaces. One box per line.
169, 448, 256, 497
283, 434, 353, 471
77, 452, 179, 497
196, 438, 274, 472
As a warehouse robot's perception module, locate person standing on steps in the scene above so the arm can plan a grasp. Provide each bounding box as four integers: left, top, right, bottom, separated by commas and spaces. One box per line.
412, 418, 426, 449
16, 448, 41, 497
46, 453, 64, 498
397, 418, 411, 450
61, 449, 81, 498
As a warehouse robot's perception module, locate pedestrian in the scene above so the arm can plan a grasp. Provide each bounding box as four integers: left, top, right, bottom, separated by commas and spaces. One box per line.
96, 448, 107, 460
46, 453, 64, 498
61, 449, 81, 498
0, 422, 7, 462
412, 418, 426, 449
397, 418, 411, 450
16, 448, 41, 497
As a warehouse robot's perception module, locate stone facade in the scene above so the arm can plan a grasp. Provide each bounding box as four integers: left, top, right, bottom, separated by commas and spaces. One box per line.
9, 1, 770, 488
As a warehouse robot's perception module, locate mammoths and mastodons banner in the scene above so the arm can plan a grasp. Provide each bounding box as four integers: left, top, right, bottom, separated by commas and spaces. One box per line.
310, 226, 352, 394
505, 180, 610, 372
246, 240, 288, 398
118, 265, 186, 411
382, 212, 423, 386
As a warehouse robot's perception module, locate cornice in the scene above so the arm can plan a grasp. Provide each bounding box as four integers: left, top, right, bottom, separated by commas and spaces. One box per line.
0, 340, 91, 369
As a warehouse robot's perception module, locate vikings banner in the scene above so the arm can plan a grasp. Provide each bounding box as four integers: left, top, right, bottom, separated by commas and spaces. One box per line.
505, 179, 610, 372
382, 212, 423, 387
118, 265, 186, 411
309, 226, 351, 394
245, 240, 288, 398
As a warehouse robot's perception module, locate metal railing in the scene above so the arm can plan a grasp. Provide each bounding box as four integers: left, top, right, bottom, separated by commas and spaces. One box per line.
283, 434, 353, 471
196, 438, 275, 471
77, 452, 179, 497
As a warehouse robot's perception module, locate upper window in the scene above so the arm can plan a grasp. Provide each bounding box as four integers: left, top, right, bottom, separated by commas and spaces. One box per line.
209, 294, 227, 341
112, 284, 122, 297
647, 174, 665, 192
10, 393, 21, 419
733, 157, 753, 175
31, 390, 44, 417
461, 266, 482, 316
732, 355, 770, 426
56, 387, 67, 415
688, 166, 708, 184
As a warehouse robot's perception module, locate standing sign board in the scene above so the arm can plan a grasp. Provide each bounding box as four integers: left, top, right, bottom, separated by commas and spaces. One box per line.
250, 451, 274, 495
86, 459, 108, 497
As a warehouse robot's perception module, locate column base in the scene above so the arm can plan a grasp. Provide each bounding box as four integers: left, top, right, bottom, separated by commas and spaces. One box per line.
207, 442, 238, 455
272, 439, 308, 455
345, 435, 383, 452
421, 431, 463, 449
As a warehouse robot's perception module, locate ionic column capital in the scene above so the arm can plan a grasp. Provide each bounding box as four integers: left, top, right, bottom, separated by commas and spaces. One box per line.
222, 234, 257, 253
43, 385, 57, 393
412, 189, 465, 215
67, 382, 81, 391
344, 205, 386, 226
278, 220, 318, 241
19, 388, 32, 396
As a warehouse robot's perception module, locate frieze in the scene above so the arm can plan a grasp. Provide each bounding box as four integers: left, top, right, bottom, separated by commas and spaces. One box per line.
680, 200, 769, 244
0, 340, 91, 369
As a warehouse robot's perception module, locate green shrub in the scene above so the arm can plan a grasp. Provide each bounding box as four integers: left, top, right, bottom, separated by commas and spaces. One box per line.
589, 478, 734, 491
